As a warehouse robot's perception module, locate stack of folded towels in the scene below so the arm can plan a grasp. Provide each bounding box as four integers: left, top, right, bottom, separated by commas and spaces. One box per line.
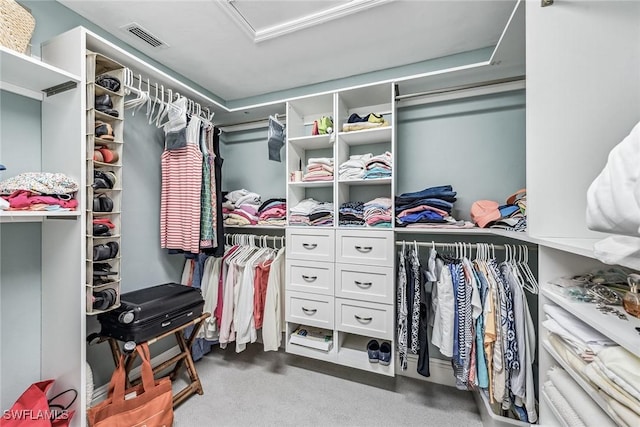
363, 152, 392, 180
395, 185, 472, 228
303, 157, 334, 182
542, 303, 640, 427
257, 198, 286, 226
223, 189, 261, 226
289, 198, 334, 226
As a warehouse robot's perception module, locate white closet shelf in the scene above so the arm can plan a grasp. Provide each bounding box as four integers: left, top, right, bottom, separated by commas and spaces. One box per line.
541, 285, 640, 357
0, 210, 80, 222
224, 224, 285, 230
335, 333, 394, 377
288, 181, 334, 188
337, 127, 392, 146
541, 339, 617, 423
288, 134, 333, 149
395, 227, 494, 235
338, 177, 392, 186
0, 46, 80, 100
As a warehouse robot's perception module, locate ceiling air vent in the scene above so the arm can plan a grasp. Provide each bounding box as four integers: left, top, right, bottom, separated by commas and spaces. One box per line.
121, 23, 168, 48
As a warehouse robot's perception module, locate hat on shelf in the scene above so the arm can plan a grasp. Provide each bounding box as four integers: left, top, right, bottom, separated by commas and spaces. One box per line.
471, 200, 520, 228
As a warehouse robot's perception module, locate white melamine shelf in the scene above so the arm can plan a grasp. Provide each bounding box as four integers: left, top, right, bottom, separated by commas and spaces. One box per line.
541, 285, 640, 357
338, 177, 391, 186
541, 390, 568, 427
535, 237, 599, 259
224, 225, 285, 230
286, 340, 337, 363
542, 340, 616, 423
336, 333, 394, 377
288, 181, 334, 188
395, 227, 493, 235
0, 210, 80, 222
338, 127, 392, 145
288, 134, 333, 149
0, 46, 80, 99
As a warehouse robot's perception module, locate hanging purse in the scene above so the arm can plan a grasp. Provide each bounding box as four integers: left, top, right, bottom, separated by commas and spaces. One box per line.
87, 343, 173, 427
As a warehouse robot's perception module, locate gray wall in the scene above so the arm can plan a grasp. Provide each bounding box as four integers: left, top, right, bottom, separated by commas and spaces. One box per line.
0, 90, 43, 410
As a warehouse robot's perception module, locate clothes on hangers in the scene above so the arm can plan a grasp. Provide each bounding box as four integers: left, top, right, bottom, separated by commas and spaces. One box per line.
423, 243, 537, 422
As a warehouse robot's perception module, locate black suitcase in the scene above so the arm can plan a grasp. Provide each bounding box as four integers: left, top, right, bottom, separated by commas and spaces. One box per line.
97, 283, 204, 343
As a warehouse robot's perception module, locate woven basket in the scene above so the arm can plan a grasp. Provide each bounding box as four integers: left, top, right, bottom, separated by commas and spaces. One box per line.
0, 0, 35, 54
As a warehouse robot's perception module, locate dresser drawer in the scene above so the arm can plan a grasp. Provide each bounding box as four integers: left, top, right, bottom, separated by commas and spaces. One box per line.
287, 229, 334, 262
336, 229, 394, 266
287, 260, 334, 295
286, 291, 334, 329
335, 263, 393, 304
335, 298, 393, 340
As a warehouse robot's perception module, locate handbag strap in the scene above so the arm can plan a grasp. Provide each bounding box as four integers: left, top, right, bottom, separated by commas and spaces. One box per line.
111, 343, 157, 402
136, 343, 156, 392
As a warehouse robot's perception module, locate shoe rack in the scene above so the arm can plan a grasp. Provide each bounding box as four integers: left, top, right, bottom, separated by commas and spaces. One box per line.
85, 51, 124, 315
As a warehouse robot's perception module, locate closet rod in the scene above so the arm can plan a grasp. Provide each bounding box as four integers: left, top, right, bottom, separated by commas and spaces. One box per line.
394, 241, 537, 251
395, 76, 525, 104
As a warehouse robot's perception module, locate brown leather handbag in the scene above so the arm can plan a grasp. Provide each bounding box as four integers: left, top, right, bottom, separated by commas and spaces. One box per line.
87, 343, 173, 427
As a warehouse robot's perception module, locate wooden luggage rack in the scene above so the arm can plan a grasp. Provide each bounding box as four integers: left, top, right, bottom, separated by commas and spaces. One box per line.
96, 311, 210, 408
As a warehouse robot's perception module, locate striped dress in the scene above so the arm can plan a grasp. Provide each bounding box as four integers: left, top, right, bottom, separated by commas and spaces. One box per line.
160, 116, 203, 253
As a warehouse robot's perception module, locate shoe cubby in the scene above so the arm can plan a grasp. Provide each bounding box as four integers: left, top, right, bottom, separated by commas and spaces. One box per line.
285, 322, 337, 363
85, 50, 125, 315
334, 331, 395, 376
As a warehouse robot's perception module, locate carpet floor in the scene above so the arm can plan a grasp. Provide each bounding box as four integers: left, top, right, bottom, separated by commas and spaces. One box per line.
172, 345, 483, 427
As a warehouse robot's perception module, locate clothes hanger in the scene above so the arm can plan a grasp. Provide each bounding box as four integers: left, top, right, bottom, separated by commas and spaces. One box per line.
148, 82, 159, 125
158, 88, 173, 127
152, 84, 165, 127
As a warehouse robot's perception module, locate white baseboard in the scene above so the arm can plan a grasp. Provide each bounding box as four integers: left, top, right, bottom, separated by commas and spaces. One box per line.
91, 345, 182, 406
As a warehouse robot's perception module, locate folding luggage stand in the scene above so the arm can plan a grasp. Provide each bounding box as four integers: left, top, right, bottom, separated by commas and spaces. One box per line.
101, 311, 210, 407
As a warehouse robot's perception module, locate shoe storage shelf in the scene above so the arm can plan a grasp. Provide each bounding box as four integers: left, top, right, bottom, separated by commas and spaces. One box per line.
85, 51, 124, 315
284, 227, 395, 376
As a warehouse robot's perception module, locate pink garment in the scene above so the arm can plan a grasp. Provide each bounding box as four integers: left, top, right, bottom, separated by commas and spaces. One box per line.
236, 204, 259, 216
253, 259, 273, 329
398, 204, 449, 218
229, 210, 258, 224
302, 175, 334, 182
366, 214, 392, 224
6, 190, 78, 209
259, 207, 286, 220
215, 246, 239, 329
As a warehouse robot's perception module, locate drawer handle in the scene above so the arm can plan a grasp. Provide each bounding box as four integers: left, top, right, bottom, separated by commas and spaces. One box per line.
354, 280, 372, 288
302, 243, 318, 250
302, 275, 318, 282
302, 307, 317, 315
355, 245, 373, 253
354, 314, 373, 323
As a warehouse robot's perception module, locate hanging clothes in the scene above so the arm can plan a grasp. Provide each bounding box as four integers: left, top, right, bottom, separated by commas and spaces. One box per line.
160, 103, 203, 254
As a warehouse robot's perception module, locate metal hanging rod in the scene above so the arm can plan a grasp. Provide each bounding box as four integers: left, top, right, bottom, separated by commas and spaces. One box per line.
394, 240, 537, 251
395, 76, 525, 103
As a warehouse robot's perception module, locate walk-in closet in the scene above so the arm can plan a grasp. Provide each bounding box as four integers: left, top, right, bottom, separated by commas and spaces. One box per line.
1, 1, 640, 426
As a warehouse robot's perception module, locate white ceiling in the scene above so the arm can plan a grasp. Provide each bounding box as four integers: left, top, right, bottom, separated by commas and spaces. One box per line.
59, 0, 518, 106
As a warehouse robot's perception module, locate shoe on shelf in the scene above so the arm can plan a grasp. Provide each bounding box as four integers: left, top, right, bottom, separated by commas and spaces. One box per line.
95, 121, 115, 141
96, 74, 121, 92
367, 113, 385, 124
367, 339, 380, 363
379, 342, 391, 366
347, 113, 367, 123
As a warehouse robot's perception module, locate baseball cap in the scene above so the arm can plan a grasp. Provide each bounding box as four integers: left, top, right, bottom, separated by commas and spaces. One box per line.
471, 200, 520, 228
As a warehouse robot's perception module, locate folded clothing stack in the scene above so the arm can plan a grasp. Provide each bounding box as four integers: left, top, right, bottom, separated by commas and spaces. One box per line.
257, 198, 286, 226
289, 198, 334, 227
303, 157, 334, 182
364, 197, 392, 227
363, 151, 392, 180
339, 153, 370, 180
395, 185, 472, 228
0, 172, 79, 211
342, 113, 390, 132
223, 189, 261, 226
470, 189, 527, 231
339, 201, 365, 226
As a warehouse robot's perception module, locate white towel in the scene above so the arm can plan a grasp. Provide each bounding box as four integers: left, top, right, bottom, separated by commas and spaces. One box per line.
543, 381, 586, 427
586, 120, 640, 236
583, 362, 640, 416
543, 304, 616, 347
596, 346, 640, 398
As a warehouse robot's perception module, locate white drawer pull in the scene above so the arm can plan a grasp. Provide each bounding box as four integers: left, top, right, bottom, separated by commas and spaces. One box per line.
354, 280, 372, 288
355, 245, 373, 253
302, 307, 317, 315
302, 243, 318, 250
354, 314, 373, 323
302, 274, 318, 282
